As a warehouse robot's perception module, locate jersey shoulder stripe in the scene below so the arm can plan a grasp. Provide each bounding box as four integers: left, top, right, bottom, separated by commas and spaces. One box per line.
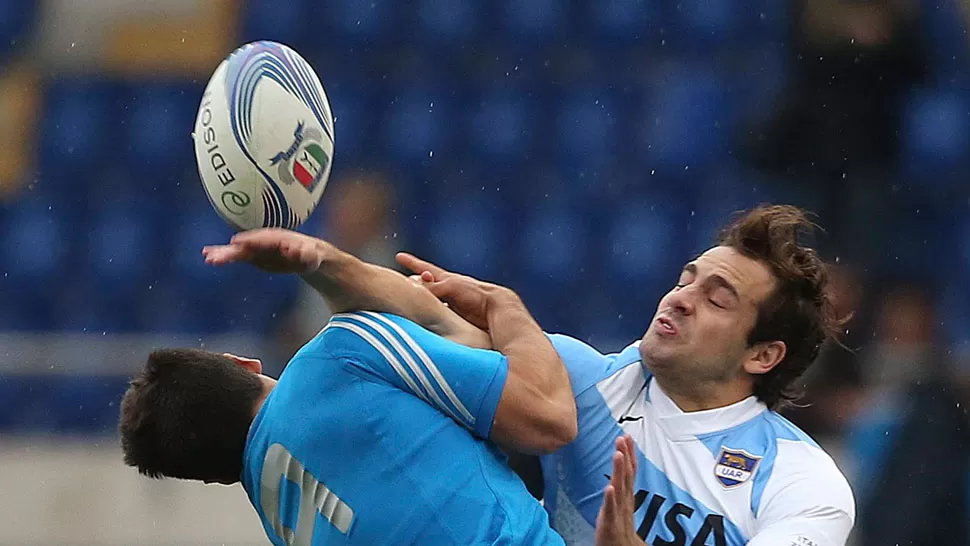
326, 312, 475, 431
546, 334, 647, 395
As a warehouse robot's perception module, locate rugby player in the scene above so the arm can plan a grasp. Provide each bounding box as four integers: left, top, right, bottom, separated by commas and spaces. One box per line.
119, 229, 579, 545
394, 205, 857, 546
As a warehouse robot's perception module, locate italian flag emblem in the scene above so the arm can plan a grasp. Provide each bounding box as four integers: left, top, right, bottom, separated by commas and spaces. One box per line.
293, 143, 327, 189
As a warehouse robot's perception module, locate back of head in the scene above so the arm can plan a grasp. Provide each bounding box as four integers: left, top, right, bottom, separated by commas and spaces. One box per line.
118, 348, 264, 483
717, 205, 842, 410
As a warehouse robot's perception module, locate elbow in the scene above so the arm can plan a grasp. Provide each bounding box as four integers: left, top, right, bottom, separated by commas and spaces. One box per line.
529, 400, 578, 454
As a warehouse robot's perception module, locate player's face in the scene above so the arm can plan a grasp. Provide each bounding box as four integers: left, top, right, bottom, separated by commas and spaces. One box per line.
639, 246, 777, 385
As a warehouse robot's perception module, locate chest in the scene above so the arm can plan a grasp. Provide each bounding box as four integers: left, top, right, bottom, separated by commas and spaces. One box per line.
546, 379, 758, 544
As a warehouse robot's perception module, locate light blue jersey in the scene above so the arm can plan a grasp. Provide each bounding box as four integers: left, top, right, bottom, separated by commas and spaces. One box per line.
541, 335, 855, 546
241, 311, 564, 545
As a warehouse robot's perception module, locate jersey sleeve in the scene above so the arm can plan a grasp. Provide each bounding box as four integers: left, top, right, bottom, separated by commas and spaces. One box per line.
748, 445, 856, 546
320, 311, 508, 440
545, 333, 644, 394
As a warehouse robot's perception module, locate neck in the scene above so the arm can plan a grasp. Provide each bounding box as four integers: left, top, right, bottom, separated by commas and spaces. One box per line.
252, 375, 277, 417
653, 374, 753, 412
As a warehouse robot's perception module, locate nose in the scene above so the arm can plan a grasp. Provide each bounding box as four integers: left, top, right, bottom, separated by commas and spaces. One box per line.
665, 285, 696, 316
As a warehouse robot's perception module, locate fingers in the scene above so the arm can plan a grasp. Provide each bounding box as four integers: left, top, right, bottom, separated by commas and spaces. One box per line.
202, 244, 251, 265
602, 483, 617, 523
395, 252, 449, 279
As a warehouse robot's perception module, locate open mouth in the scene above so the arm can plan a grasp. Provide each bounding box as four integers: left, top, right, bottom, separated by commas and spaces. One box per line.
656, 316, 677, 335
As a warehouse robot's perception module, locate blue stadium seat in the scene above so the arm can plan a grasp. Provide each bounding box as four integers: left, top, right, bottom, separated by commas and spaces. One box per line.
556, 90, 619, 165
468, 89, 535, 162
328, 0, 397, 45
502, 0, 568, 44
0, 376, 56, 432
383, 87, 453, 163
0, 0, 34, 61
637, 63, 731, 172
586, 0, 659, 45
416, 0, 479, 44
39, 79, 115, 181
325, 75, 379, 161
241, 0, 311, 48
123, 83, 201, 180
1, 199, 69, 288
920, 0, 970, 82
519, 201, 586, 284
85, 201, 156, 297
671, 0, 743, 50
606, 198, 690, 285
50, 376, 128, 434
429, 200, 503, 278
170, 206, 238, 329
900, 89, 970, 178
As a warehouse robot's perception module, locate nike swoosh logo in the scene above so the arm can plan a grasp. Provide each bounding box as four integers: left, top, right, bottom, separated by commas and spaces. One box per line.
618, 415, 644, 424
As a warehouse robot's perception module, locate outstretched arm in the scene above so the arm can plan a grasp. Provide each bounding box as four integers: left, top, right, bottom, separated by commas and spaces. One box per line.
397, 253, 578, 454
203, 229, 490, 349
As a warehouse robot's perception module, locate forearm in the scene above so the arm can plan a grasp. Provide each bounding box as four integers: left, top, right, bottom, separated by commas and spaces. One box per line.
486, 288, 577, 453
300, 242, 490, 348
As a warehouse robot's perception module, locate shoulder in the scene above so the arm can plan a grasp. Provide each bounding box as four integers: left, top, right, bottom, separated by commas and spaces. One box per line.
757, 413, 855, 523
545, 334, 645, 393
298, 311, 426, 359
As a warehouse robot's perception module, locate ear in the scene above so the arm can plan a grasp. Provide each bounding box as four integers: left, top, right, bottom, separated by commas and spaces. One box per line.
223, 353, 263, 375
743, 341, 787, 376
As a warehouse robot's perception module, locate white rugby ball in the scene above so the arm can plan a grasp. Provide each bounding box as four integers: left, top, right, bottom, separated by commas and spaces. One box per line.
193, 41, 335, 231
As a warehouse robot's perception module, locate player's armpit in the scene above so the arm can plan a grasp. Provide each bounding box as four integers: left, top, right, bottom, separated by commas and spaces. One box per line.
503, 450, 544, 500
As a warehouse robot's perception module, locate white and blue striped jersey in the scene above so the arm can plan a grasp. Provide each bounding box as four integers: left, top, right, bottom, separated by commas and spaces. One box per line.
541, 335, 855, 546
240, 311, 564, 546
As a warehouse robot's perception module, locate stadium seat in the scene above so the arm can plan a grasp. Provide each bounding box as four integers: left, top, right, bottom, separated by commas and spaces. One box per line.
328, 0, 397, 45
429, 199, 504, 278
467, 89, 535, 162
0, 0, 34, 62
606, 197, 690, 285
586, 0, 659, 45
555, 89, 619, 166
1, 199, 69, 288
123, 83, 201, 180
383, 86, 453, 164
900, 89, 970, 179
170, 205, 238, 329
85, 201, 156, 297
637, 62, 731, 173
50, 376, 128, 434
920, 0, 970, 82
240, 0, 311, 49
670, 0, 743, 50
416, 0, 479, 45
0, 376, 56, 432
501, 0, 568, 44
519, 200, 586, 284
38, 79, 115, 181
322, 73, 379, 161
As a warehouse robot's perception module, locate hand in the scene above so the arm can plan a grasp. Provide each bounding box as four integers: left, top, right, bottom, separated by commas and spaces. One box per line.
396, 252, 503, 331
596, 435, 643, 546
202, 228, 328, 274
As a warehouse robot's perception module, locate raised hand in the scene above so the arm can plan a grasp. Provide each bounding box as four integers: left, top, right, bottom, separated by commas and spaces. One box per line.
396, 252, 500, 331
596, 434, 643, 546
202, 228, 329, 274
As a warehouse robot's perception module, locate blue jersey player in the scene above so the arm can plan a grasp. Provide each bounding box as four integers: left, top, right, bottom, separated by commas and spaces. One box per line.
119, 229, 578, 545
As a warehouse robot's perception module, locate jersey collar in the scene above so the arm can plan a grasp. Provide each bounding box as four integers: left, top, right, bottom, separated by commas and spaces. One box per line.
647, 378, 767, 440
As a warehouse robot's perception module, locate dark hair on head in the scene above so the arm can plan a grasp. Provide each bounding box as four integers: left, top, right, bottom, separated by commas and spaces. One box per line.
717, 204, 843, 410
118, 348, 264, 483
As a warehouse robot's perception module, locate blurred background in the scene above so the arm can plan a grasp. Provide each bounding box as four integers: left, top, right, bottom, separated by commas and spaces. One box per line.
0, 0, 968, 544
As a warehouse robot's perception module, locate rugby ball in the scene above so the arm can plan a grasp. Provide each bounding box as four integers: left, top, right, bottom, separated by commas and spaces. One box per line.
193, 41, 335, 231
